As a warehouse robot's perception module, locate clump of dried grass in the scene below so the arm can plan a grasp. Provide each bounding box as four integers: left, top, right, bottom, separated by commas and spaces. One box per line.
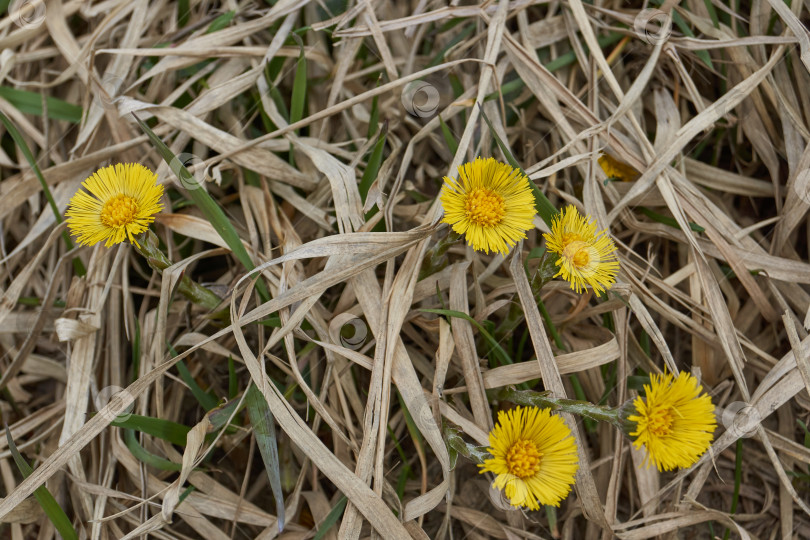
1, 1, 810, 539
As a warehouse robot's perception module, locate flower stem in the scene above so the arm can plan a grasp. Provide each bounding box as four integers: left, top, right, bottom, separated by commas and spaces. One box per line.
134, 230, 223, 312
536, 295, 565, 351
491, 387, 622, 429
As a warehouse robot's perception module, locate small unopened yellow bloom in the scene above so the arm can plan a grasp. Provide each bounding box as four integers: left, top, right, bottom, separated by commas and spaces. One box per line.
626, 372, 716, 471
440, 157, 536, 255
479, 406, 578, 509
543, 205, 619, 294
598, 153, 640, 182
66, 163, 163, 247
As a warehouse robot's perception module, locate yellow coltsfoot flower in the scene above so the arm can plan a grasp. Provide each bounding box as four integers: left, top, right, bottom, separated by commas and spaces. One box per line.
625, 372, 717, 471
479, 406, 578, 510
66, 163, 164, 247
543, 205, 619, 294
597, 153, 640, 182
439, 157, 536, 256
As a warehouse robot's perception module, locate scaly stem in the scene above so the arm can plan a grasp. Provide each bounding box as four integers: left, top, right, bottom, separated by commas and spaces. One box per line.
134, 230, 223, 312
536, 295, 565, 351
491, 388, 622, 429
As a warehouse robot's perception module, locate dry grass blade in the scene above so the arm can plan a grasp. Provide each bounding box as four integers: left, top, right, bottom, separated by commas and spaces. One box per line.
2, 1, 810, 538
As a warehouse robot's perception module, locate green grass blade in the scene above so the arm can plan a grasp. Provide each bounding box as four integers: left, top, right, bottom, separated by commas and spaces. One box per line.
5, 427, 78, 540
438, 114, 458, 156
131, 319, 141, 381
359, 123, 387, 203
702, 0, 719, 28
0, 112, 61, 226
638, 207, 705, 232
206, 10, 235, 33
228, 356, 238, 400
649, 0, 713, 69
177, 0, 190, 27
110, 415, 191, 446
175, 359, 219, 411
0, 87, 82, 123
367, 75, 381, 139
207, 397, 245, 431
124, 429, 183, 471
290, 34, 308, 131
0, 111, 85, 276
312, 496, 347, 540
478, 107, 558, 228
133, 114, 269, 300
427, 22, 475, 67
420, 308, 512, 365
246, 384, 285, 531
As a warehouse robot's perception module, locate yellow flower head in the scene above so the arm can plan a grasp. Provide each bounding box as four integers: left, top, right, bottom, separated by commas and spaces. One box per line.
598, 153, 640, 182
543, 205, 619, 295
440, 157, 536, 255
626, 372, 717, 472
479, 406, 578, 510
66, 163, 164, 248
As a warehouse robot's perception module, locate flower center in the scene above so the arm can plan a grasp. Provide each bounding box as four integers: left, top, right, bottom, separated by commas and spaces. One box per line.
562, 238, 590, 268
505, 439, 542, 478
464, 188, 505, 226
646, 406, 674, 438
100, 195, 139, 227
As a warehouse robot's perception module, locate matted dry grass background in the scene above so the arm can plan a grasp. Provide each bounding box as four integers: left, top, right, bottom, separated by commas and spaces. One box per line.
1, 0, 810, 538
